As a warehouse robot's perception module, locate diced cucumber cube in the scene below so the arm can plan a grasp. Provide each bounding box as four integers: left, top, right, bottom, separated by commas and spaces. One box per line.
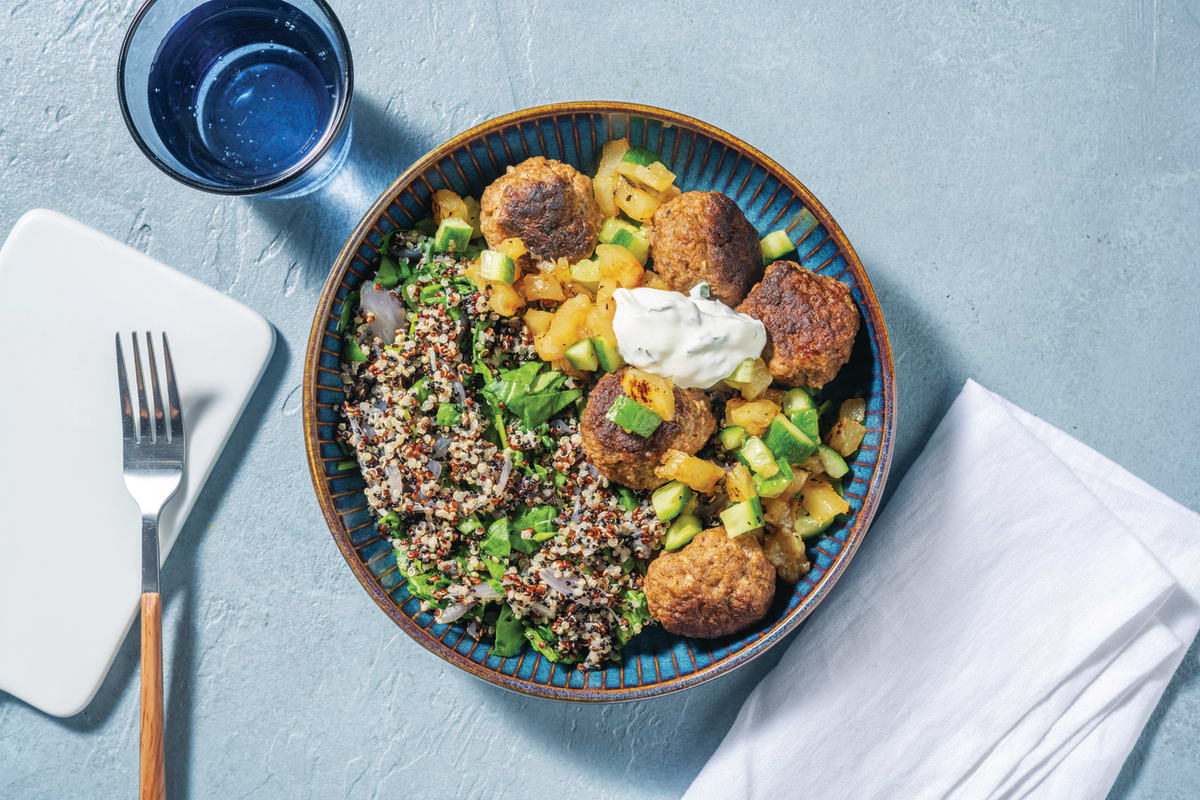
564, 339, 599, 371
569, 259, 603, 290
726, 357, 757, 385
738, 436, 778, 476
790, 407, 820, 442
651, 480, 692, 522
717, 425, 747, 451
433, 218, 473, 253
662, 514, 702, 551
620, 145, 659, 166
794, 513, 835, 540
761, 229, 795, 262
754, 459, 795, 498
763, 414, 818, 464
591, 336, 625, 372
605, 395, 662, 437
479, 250, 516, 283
720, 497, 765, 537
817, 444, 850, 479
782, 387, 816, 415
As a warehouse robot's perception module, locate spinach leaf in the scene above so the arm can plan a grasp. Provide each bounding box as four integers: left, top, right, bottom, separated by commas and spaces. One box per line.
482, 518, 511, 559
493, 606, 525, 657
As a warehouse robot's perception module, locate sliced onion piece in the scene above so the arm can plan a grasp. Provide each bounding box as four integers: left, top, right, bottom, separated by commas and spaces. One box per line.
360, 283, 408, 345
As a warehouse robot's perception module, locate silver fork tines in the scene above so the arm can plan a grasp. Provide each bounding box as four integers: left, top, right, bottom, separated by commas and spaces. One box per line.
116, 332, 186, 593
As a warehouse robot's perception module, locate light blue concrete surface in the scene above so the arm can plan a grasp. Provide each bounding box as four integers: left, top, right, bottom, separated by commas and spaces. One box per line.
2, 0, 1198, 797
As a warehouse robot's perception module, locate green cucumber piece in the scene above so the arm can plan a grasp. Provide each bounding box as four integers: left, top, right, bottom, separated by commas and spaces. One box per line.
817, 444, 850, 479
738, 435, 778, 476
591, 337, 625, 372
569, 259, 602, 290
782, 387, 816, 415
599, 218, 651, 265
662, 514, 702, 551
605, 395, 662, 437
726, 357, 757, 384
651, 480, 692, 522
479, 250, 516, 283
794, 514, 835, 540
717, 425, 748, 451
760, 230, 795, 262
763, 414, 818, 464
433, 218, 473, 253
564, 339, 599, 371
720, 497, 765, 537
754, 459, 795, 498
620, 145, 659, 166
790, 407, 820, 442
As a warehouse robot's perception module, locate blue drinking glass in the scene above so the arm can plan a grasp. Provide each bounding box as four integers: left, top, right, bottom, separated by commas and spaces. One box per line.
118, 0, 353, 198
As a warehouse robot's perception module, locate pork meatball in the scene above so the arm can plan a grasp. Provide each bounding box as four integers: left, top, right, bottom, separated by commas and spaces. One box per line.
479, 157, 603, 263
649, 191, 762, 306
645, 527, 776, 638
736, 261, 859, 389
580, 368, 715, 490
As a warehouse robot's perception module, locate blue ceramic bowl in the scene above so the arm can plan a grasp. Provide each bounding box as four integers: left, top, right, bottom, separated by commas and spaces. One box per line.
304, 102, 896, 700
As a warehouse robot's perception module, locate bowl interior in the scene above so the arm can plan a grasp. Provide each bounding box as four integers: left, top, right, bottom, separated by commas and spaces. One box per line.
304, 103, 895, 700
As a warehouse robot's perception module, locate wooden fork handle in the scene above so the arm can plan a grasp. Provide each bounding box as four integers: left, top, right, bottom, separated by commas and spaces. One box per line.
140, 592, 165, 800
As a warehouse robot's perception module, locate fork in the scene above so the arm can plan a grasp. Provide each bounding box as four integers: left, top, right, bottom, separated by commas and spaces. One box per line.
116, 332, 185, 800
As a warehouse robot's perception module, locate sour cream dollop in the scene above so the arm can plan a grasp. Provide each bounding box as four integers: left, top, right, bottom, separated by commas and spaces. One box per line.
612, 284, 766, 389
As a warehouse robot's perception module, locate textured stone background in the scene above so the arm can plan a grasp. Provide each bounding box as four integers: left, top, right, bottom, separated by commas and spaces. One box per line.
2, 0, 1199, 797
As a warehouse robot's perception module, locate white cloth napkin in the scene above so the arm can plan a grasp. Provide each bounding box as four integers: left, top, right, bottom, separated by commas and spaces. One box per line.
685, 379, 1200, 800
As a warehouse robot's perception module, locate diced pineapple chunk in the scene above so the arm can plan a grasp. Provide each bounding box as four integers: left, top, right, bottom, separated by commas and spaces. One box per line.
615, 160, 677, 193
732, 358, 773, 400
826, 417, 867, 457
800, 477, 849, 523
523, 309, 554, 337
593, 139, 630, 217
764, 525, 811, 583
839, 397, 866, 423
783, 468, 811, 499
655, 449, 724, 494
725, 397, 782, 436
595, 244, 644, 289
496, 237, 527, 261
642, 270, 670, 290
615, 176, 665, 223
519, 273, 565, 302
725, 464, 756, 502
433, 189, 469, 227
620, 368, 675, 421
762, 496, 798, 533
488, 282, 525, 316
535, 294, 591, 361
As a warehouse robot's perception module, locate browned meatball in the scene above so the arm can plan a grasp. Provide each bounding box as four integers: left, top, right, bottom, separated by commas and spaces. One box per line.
645, 527, 776, 638
480, 157, 603, 263
649, 191, 762, 306
580, 368, 715, 490
736, 261, 859, 389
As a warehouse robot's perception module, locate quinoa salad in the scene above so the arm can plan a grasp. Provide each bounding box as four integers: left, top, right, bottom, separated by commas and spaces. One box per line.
337, 140, 870, 667
338, 227, 660, 669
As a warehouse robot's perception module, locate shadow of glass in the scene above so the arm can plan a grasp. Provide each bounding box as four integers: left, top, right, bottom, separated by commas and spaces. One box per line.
244, 94, 438, 285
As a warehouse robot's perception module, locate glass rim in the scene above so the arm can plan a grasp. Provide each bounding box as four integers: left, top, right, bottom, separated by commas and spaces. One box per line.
116, 0, 354, 196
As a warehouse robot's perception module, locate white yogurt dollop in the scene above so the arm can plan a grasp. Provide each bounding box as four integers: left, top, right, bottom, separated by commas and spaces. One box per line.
612, 284, 766, 389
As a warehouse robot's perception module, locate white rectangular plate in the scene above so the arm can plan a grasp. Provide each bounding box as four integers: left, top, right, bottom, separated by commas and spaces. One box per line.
0, 209, 274, 717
